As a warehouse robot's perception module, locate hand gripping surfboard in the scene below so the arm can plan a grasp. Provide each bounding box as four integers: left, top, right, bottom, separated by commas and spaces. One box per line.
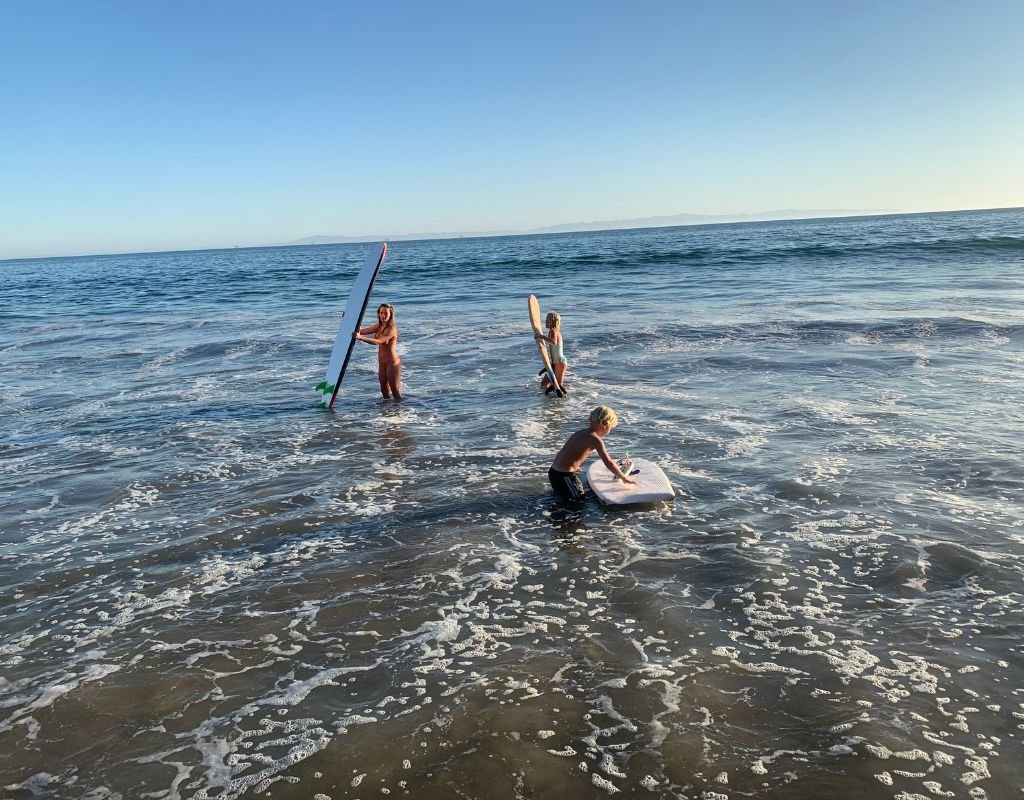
316, 242, 388, 409
528, 294, 565, 398
587, 457, 674, 505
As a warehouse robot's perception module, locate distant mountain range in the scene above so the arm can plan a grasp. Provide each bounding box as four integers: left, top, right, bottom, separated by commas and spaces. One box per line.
283, 208, 898, 246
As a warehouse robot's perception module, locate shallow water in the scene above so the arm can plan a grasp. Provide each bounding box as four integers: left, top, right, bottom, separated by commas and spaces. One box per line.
2, 209, 1024, 798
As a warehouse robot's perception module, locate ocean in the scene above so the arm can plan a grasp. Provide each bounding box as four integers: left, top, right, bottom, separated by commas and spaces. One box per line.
1, 208, 1023, 799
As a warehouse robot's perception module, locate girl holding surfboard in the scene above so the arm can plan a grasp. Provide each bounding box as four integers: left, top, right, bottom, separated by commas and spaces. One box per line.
355, 303, 402, 400
535, 311, 568, 394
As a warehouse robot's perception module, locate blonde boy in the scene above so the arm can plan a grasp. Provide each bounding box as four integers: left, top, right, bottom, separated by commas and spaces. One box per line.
548, 405, 637, 500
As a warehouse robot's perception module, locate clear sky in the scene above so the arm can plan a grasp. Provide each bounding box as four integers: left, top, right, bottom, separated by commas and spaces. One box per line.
1, 0, 1022, 259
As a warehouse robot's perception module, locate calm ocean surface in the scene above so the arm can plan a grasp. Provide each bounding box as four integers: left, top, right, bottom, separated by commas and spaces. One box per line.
2, 209, 1023, 799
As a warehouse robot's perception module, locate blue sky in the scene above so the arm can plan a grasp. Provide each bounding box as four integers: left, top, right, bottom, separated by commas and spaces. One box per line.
1, 0, 1021, 259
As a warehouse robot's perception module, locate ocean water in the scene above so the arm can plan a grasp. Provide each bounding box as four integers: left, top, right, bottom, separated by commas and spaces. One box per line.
2, 208, 1023, 799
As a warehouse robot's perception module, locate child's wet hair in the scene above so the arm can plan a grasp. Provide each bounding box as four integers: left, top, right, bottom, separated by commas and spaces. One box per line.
546, 311, 560, 328
590, 405, 618, 428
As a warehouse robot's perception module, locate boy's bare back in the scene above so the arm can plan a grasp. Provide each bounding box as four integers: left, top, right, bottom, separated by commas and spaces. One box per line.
552, 428, 608, 473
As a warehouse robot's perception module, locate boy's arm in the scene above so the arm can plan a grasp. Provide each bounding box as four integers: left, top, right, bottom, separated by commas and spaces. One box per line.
595, 439, 637, 483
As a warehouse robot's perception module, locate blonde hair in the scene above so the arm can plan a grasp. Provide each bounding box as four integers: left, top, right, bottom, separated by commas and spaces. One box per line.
589, 405, 618, 428
546, 311, 560, 328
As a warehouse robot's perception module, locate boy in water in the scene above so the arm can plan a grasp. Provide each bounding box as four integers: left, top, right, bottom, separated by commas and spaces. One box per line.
548, 405, 636, 500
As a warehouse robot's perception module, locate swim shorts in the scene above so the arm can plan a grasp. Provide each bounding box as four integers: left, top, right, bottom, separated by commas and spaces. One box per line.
548, 467, 585, 501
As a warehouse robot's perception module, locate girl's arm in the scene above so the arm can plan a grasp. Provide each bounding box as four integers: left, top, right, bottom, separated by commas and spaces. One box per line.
354, 323, 381, 343
535, 327, 561, 345
358, 327, 397, 346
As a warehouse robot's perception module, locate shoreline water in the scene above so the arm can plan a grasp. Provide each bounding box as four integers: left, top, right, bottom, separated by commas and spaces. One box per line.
2, 208, 1023, 798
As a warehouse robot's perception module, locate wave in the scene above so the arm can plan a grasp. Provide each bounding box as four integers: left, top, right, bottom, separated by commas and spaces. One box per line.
592, 235, 1024, 270
392, 234, 1024, 283
759, 235, 1024, 261
623, 316, 1023, 345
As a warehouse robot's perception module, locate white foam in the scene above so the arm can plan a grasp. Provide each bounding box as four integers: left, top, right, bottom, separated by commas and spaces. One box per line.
0, 662, 122, 734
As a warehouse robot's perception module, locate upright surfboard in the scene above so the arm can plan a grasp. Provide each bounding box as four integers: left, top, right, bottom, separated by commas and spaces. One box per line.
316, 242, 388, 409
587, 457, 674, 505
528, 294, 565, 398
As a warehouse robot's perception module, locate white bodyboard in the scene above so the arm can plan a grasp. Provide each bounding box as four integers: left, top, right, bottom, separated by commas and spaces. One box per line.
587, 457, 674, 505
316, 242, 388, 409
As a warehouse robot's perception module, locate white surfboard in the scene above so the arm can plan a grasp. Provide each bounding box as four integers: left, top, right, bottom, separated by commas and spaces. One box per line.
316, 242, 388, 409
587, 457, 674, 505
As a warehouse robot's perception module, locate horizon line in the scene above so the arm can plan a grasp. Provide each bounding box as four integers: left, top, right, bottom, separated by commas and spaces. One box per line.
3, 204, 1021, 264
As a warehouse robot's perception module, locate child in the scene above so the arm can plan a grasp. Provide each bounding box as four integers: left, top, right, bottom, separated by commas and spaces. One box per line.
535, 310, 568, 393
354, 303, 402, 400
549, 405, 636, 500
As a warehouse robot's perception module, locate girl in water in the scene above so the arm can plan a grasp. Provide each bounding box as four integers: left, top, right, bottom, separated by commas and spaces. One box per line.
535, 310, 568, 393
355, 303, 402, 400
